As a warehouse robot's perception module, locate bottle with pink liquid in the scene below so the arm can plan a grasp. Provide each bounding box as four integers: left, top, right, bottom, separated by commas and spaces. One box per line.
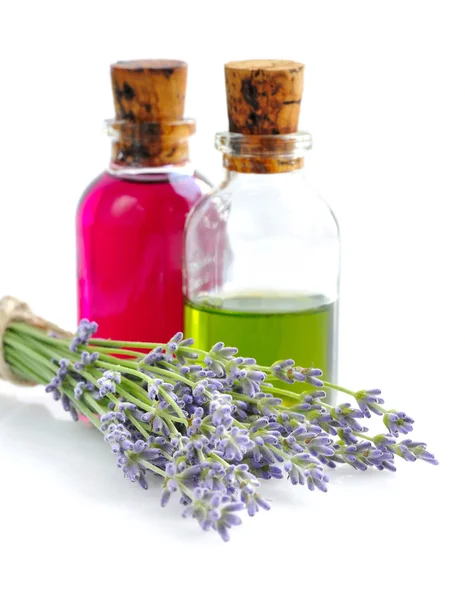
77, 60, 210, 343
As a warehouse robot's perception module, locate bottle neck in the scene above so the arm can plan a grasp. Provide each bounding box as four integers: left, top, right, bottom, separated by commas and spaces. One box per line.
105, 118, 194, 171
106, 160, 195, 180
223, 153, 304, 174
221, 165, 307, 188
215, 131, 312, 175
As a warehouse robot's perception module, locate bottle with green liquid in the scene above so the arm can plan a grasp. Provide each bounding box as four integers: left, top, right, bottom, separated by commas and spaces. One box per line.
184, 60, 340, 391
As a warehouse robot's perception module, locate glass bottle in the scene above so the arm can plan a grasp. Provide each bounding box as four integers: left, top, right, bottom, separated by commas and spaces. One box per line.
184, 60, 339, 385
77, 60, 210, 343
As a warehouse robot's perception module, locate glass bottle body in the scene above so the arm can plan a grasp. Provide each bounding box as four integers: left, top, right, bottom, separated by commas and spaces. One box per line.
77, 165, 210, 343
184, 133, 340, 384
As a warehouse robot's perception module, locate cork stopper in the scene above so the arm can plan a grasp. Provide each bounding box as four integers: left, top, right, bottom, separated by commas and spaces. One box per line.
109, 60, 192, 168
111, 60, 187, 123
225, 59, 304, 135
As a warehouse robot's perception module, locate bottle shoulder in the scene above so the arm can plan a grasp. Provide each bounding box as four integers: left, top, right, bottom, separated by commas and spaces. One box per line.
77, 171, 116, 207
191, 169, 213, 192
77, 169, 211, 217
186, 175, 339, 237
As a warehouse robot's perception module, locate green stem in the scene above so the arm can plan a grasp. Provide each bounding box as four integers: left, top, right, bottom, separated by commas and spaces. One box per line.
61, 385, 102, 428
356, 432, 375, 442
8, 322, 71, 345
4, 334, 57, 373
165, 418, 179, 436
177, 481, 195, 501
89, 346, 146, 358
127, 413, 151, 439
137, 459, 166, 478
78, 367, 155, 414
90, 339, 168, 349
158, 388, 188, 425
95, 359, 188, 426
321, 381, 356, 397
258, 384, 301, 402
146, 361, 194, 386
118, 379, 155, 410
267, 445, 290, 462
209, 451, 229, 468
5, 347, 48, 384
94, 360, 155, 386
97, 353, 195, 389
80, 389, 106, 417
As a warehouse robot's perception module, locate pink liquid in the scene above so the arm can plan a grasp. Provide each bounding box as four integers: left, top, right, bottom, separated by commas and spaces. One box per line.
77, 169, 210, 343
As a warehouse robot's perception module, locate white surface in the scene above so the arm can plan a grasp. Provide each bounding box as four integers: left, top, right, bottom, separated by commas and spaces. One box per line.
0, 0, 464, 598
0, 386, 460, 599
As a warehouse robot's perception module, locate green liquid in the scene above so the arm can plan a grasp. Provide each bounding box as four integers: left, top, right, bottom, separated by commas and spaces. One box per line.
184, 294, 338, 387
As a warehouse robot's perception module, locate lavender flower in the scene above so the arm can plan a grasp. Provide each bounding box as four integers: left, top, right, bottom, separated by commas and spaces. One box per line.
74, 350, 99, 370
182, 489, 244, 541
305, 464, 330, 492
148, 379, 164, 401
45, 359, 70, 393
330, 403, 365, 431
74, 381, 85, 399
44, 376, 61, 394
383, 410, 414, 437
187, 407, 204, 436
70, 318, 98, 352
337, 427, 359, 445
165, 332, 182, 361
103, 370, 121, 384
397, 441, 438, 465
143, 348, 165, 366
301, 367, 324, 387
240, 488, 271, 517
372, 435, 438, 465
217, 426, 254, 461
209, 342, 238, 360
271, 359, 296, 384
5, 315, 438, 543
209, 394, 234, 427
306, 433, 335, 459
355, 389, 384, 418
97, 375, 116, 398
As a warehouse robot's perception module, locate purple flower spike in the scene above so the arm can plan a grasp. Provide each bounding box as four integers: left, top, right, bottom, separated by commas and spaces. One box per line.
34, 315, 439, 542
74, 381, 85, 400
271, 359, 295, 384
355, 388, 384, 418
383, 411, 414, 437
97, 376, 116, 399
189, 491, 245, 541
337, 427, 359, 445
170, 332, 184, 345
69, 406, 79, 422
70, 319, 98, 352
165, 333, 184, 361
306, 465, 329, 492
302, 368, 324, 387
393, 440, 439, 465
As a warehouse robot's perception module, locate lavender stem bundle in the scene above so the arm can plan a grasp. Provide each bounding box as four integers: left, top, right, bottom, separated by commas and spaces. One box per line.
2, 316, 437, 541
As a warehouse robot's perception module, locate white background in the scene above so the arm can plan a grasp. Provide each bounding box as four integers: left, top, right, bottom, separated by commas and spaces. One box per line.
0, 1, 463, 598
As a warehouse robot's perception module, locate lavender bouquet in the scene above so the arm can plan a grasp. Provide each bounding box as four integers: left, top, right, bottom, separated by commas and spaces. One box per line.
0, 296, 437, 541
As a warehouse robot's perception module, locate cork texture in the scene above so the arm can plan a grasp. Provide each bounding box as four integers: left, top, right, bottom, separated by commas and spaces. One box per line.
109, 60, 190, 167
110, 121, 195, 169
225, 59, 304, 135
111, 60, 187, 122
223, 155, 304, 174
